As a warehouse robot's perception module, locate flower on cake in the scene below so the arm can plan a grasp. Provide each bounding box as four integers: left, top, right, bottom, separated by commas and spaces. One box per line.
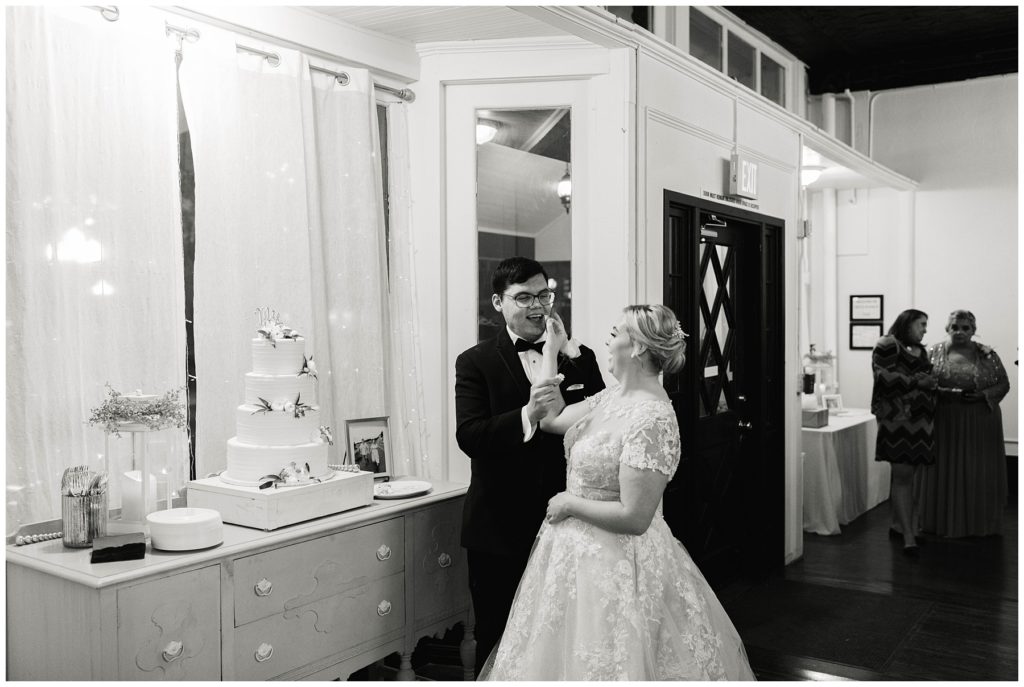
319, 425, 334, 445
255, 307, 302, 348
251, 393, 312, 419
87, 384, 187, 437
257, 460, 320, 489
300, 355, 317, 380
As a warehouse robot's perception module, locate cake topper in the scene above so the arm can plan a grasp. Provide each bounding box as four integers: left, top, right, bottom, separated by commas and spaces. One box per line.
254, 307, 302, 347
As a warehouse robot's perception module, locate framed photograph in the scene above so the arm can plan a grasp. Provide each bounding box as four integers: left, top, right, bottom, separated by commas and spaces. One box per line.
346, 416, 392, 480
850, 322, 884, 350
823, 394, 844, 413
850, 295, 884, 322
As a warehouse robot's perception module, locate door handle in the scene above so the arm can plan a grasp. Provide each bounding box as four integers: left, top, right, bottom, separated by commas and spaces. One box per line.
737, 420, 753, 430
737, 395, 747, 402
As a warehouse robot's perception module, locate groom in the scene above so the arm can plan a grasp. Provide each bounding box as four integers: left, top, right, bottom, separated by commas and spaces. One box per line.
455, 256, 605, 674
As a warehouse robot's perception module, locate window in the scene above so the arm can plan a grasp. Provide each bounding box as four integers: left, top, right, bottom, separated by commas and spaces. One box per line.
377, 103, 390, 273
606, 6, 652, 32
727, 32, 756, 90
761, 54, 785, 106
475, 108, 572, 343
175, 96, 392, 481
690, 10, 723, 71
688, 9, 788, 110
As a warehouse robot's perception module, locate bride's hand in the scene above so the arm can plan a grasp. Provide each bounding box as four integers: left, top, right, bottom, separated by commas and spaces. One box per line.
546, 492, 573, 524
544, 313, 569, 353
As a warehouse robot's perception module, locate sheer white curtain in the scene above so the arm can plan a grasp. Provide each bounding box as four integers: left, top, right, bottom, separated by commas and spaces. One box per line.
300, 64, 389, 460
6, 7, 185, 531
385, 103, 432, 478
178, 28, 316, 476
179, 27, 390, 476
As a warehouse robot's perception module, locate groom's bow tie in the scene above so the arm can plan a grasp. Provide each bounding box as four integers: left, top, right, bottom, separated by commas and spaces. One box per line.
514, 338, 545, 354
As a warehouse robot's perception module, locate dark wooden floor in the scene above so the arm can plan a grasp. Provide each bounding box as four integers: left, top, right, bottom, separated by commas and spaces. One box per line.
720, 501, 1018, 681
357, 500, 1018, 681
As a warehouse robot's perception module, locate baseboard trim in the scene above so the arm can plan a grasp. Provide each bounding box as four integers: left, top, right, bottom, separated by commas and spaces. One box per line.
1006, 439, 1017, 457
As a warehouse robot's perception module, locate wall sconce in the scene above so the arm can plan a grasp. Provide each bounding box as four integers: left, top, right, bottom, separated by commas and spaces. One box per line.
476, 119, 499, 145
800, 165, 825, 187
557, 164, 572, 213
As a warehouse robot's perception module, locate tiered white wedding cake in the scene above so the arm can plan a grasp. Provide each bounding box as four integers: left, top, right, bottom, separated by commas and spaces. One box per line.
221, 310, 331, 486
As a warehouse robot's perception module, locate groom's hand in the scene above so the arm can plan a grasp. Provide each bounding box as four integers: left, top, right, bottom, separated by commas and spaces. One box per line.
527, 375, 564, 423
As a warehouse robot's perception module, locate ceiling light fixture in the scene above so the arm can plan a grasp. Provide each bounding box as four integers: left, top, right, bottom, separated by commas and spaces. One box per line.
800, 166, 825, 187
476, 119, 499, 145
557, 164, 572, 214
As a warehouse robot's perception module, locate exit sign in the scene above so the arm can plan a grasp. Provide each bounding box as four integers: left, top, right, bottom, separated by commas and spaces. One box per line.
729, 153, 759, 199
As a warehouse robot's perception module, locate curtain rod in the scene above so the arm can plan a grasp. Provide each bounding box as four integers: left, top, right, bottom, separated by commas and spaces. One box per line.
85, 8, 415, 102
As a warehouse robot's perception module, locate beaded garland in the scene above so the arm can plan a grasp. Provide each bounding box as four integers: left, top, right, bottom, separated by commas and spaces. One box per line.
15, 531, 62, 545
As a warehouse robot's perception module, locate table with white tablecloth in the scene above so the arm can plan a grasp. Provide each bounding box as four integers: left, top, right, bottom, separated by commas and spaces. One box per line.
802, 409, 891, 535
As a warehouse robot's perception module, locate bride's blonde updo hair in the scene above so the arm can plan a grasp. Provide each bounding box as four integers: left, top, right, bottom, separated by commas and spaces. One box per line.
621, 304, 688, 375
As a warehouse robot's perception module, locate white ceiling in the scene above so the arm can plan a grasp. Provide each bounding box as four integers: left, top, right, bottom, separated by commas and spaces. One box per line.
477, 143, 566, 236
305, 6, 569, 43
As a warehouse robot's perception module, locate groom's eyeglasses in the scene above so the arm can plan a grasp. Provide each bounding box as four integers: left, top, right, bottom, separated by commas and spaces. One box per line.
501, 291, 556, 308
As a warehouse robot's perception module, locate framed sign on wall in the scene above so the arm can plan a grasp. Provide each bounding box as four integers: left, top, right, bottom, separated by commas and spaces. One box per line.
850, 295, 884, 322
850, 322, 884, 350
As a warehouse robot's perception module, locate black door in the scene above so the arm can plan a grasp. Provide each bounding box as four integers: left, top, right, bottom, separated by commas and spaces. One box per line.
662, 191, 785, 586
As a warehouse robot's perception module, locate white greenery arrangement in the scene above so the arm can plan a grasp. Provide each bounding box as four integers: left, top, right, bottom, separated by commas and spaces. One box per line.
87, 384, 187, 437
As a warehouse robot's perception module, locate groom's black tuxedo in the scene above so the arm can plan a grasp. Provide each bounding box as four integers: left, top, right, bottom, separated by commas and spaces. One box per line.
455, 329, 606, 557
455, 328, 604, 674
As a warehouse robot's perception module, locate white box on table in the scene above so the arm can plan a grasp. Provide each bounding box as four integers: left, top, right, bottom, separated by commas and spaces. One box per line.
186, 471, 373, 531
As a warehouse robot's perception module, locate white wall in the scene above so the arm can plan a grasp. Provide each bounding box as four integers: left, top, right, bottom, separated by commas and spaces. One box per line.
844, 75, 1018, 452
807, 186, 915, 411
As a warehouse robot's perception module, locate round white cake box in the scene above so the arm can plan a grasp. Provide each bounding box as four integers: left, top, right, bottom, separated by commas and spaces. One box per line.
146, 507, 223, 551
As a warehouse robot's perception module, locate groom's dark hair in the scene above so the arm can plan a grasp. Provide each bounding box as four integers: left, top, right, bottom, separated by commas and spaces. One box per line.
492, 256, 549, 295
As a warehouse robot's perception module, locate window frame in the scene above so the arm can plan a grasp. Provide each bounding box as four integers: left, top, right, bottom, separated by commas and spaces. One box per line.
686, 7, 799, 111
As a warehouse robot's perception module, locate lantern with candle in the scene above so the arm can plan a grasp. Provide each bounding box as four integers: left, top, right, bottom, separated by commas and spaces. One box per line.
87, 385, 188, 533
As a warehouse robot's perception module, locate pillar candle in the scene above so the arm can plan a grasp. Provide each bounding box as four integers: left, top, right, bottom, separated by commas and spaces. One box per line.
120, 470, 157, 522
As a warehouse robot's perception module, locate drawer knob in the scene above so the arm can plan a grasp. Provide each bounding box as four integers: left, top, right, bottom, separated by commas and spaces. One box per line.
376, 544, 392, 561
437, 552, 453, 568
255, 642, 274, 663
162, 640, 184, 663
377, 599, 392, 617
254, 578, 273, 597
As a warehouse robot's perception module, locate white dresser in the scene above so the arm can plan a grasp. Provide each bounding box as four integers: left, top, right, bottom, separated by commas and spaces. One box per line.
6, 482, 472, 681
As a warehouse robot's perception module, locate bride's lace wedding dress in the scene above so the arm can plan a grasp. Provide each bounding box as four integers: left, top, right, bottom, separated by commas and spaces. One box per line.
481, 387, 755, 681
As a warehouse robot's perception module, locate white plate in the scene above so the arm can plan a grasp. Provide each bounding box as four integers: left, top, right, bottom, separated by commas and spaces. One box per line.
374, 480, 432, 499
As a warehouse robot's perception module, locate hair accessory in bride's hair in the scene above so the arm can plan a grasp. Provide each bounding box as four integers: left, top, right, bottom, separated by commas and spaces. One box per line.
673, 322, 688, 341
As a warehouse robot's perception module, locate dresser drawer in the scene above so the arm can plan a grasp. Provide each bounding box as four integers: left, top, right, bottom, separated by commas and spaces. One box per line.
233, 517, 404, 626
117, 565, 221, 680
412, 499, 469, 627
233, 571, 405, 680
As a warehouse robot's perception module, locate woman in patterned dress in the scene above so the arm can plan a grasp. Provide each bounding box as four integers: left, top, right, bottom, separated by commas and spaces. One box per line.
480, 305, 754, 681
870, 309, 937, 555
918, 310, 1010, 537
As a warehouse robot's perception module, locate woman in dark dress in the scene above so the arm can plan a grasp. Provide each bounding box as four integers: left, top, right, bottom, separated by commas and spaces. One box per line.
870, 309, 937, 555
919, 310, 1010, 537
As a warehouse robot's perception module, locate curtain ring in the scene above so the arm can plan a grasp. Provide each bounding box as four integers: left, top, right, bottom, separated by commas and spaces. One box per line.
335, 72, 350, 86
99, 6, 119, 22
266, 53, 281, 67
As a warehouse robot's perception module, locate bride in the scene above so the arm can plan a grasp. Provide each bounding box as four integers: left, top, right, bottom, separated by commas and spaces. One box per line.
480, 305, 755, 681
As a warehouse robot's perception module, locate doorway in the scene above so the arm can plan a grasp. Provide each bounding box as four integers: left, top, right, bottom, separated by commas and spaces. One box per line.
662, 191, 785, 586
